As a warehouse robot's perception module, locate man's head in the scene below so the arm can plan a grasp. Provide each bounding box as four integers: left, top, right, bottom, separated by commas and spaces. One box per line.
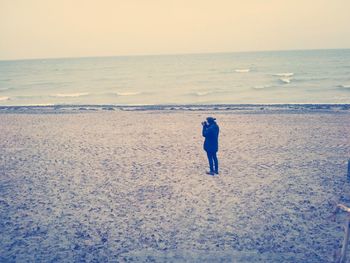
206, 117, 216, 124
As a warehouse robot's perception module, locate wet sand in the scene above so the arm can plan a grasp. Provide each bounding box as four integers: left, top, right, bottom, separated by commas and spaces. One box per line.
0, 108, 350, 262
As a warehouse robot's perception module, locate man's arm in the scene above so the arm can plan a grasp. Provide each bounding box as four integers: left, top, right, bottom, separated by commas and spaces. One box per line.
202, 125, 214, 137
202, 123, 208, 137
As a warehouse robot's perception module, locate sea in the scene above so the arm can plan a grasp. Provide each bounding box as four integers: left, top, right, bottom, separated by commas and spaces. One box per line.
0, 49, 349, 106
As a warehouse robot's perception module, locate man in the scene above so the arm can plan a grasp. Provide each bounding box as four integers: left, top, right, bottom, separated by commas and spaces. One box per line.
202, 117, 219, 175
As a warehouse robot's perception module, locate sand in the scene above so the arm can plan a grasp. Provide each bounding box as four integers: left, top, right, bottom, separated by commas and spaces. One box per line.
0, 107, 350, 262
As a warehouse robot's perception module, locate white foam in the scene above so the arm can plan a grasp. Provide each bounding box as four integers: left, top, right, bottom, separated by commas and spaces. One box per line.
0, 87, 10, 91
194, 91, 211, 96
0, 96, 9, 101
273, 73, 294, 77
115, 92, 142, 96
235, 69, 250, 73
279, 78, 291, 84
337, 84, 350, 89
252, 85, 272, 90
25, 103, 55, 106
53, 92, 89, 98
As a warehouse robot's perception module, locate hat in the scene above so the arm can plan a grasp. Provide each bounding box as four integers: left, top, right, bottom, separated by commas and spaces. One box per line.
206, 117, 216, 122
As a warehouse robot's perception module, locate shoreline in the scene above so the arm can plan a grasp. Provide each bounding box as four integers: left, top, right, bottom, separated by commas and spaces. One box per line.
0, 103, 349, 114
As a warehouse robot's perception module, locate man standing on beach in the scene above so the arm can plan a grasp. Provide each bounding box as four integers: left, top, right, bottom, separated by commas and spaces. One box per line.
202, 117, 220, 175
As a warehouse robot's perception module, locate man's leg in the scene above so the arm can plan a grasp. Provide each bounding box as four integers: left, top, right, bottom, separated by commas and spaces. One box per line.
213, 152, 219, 174
206, 151, 214, 173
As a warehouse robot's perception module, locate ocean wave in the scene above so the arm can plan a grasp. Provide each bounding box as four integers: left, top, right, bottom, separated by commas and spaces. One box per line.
235, 69, 250, 73
25, 103, 55, 106
273, 73, 294, 77
0, 87, 11, 92
188, 91, 213, 96
185, 90, 230, 97
337, 84, 350, 89
52, 92, 89, 98
115, 92, 142, 96
0, 96, 9, 101
279, 78, 291, 84
252, 85, 273, 90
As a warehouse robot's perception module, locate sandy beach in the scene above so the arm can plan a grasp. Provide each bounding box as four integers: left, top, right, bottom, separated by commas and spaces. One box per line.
0, 106, 350, 262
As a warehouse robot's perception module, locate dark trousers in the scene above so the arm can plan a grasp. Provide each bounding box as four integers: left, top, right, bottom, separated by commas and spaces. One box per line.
206, 151, 218, 173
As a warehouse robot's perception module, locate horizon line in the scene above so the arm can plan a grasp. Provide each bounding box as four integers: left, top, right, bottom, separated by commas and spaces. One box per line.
1, 47, 350, 62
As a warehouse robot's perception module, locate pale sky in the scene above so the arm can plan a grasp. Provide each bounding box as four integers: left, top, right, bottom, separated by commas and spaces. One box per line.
1, 0, 350, 60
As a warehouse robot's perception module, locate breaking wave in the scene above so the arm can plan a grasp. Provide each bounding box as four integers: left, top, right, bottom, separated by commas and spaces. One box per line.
52, 92, 90, 98
0, 87, 11, 92
115, 92, 142, 96
337, 84, 350, 89
252, 85, 273, 90
273, 73, 294, 77
188, 91, 213, 96
279, 78, 291, 84
235, 69, 250, 73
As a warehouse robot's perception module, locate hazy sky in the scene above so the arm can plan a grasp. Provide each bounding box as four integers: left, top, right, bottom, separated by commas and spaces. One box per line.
1, 0, 350, 60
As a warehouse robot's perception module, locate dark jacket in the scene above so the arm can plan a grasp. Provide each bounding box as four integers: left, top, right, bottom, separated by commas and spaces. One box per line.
202, 122, 219, 152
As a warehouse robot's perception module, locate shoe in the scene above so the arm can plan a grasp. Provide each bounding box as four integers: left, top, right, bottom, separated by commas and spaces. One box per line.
215, 171, 219, 175
206, 171, 215, 175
